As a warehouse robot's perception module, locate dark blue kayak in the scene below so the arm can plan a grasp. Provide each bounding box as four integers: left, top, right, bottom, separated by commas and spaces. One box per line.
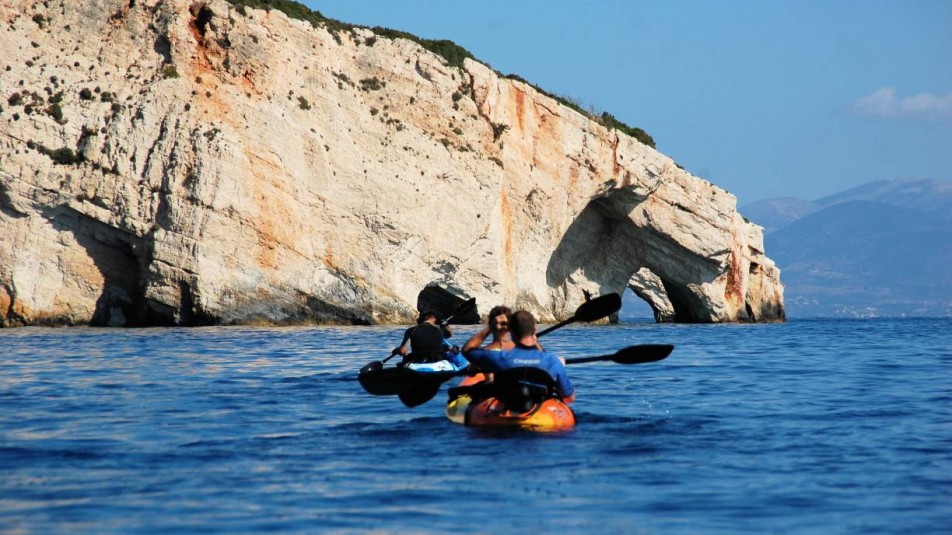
357, 365, 460, 396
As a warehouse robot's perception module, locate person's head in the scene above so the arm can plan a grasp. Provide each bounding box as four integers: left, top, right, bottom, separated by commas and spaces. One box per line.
487, 305, 512, 335
508, 310, 536, 341
417, 310, 440, 325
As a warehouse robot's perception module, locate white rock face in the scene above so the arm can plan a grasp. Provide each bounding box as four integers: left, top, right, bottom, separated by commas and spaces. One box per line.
0, 0, 784, 326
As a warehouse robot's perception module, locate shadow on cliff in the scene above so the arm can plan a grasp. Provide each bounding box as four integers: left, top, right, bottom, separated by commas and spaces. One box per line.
545, 190, 722, 323
46, 206, 150, 326
416, 285, 479, 324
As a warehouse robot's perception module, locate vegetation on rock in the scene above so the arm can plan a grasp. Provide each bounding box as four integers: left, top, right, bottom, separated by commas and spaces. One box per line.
223, 0, 655, 148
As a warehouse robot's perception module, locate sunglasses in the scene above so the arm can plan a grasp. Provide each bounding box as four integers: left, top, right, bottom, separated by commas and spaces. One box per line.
493, 321, 509, 327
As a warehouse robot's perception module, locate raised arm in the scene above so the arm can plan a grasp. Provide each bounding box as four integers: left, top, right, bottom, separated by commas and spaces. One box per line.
462, 327, 492, 353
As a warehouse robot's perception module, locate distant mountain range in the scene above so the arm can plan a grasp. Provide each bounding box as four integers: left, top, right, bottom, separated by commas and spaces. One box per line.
740, 179, 952, 318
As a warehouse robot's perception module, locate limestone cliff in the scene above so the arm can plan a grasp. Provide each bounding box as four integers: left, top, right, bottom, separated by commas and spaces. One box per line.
0, 0, 784, 326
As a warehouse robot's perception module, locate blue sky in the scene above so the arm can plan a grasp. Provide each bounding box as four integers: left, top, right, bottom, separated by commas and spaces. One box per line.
304, 1, 951, 206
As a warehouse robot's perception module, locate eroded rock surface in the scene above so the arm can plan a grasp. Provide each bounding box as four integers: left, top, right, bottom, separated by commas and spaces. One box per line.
0, 0, 784, 326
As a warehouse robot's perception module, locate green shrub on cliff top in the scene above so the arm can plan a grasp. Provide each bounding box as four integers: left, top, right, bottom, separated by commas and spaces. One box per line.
370, 27, 474, 70
225, 0, 653, 147
598, 112, 656, 149
507, 75, 656, 149
228, 0, 358, 43
224, 0, 473, 70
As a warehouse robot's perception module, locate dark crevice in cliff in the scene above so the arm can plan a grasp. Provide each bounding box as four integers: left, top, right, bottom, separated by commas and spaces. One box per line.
462, 69, 510, 147
177, 280, 216, 326
190, 2, 214, 41
0, 181, 28, 218
109, 0, 135, 23
142, 117, 184, 233
1, 282, 24, 327
47, 206, 149, 327
303, 295, 372, 325
142, 115, 172, 186
413, 58, 433, 82
153, 34, 173, 65
659, 277, 708, 323
416, 285, 479, 324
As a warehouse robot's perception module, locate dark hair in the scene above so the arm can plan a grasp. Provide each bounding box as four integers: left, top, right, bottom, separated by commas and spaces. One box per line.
508, 310, 536, 339
487, 305, 512, 325
417, 310, 440, 324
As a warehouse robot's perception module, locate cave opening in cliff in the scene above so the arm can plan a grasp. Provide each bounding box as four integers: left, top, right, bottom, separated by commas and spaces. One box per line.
620, 288, 656, 322
50, 208, 148, 327
546, 189, 724, 324
416, 285, 479, 324
660, 277, 708, 323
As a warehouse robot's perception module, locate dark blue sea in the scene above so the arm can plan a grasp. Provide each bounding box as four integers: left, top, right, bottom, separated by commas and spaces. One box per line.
1, 318, 950, 534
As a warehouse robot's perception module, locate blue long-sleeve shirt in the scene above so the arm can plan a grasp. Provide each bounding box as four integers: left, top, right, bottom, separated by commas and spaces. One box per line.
464, 344, 574, 399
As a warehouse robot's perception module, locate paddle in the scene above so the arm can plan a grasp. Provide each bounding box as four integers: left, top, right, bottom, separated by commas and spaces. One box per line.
358, 297, 477, 376
398, 381, 443, 407
440, 297, 477, 327
395, 293, 625, 407
536, 292, 622, 336
398, 344, 673, 408
445, 344, 674, 405
564, 344, 674, 365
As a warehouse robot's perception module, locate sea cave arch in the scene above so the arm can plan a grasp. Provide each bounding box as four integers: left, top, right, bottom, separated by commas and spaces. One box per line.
546, 188, 725, 323
620, 287, 656, 322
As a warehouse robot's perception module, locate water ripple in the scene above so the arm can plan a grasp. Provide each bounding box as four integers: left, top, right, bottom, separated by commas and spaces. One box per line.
1, 319, 950, 533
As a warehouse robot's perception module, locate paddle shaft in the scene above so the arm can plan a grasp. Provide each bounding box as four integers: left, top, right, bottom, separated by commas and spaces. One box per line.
441, 297, 476, 327
565, 354, 616, 364
536, 293, 622, 337
536, 318, 574, 337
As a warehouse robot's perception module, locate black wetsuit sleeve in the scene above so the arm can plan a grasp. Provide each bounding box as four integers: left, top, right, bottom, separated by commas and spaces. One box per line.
399, 327, 414, 348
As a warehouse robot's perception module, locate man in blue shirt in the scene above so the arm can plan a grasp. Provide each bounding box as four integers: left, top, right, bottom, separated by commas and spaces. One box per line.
464, 310, 575, 403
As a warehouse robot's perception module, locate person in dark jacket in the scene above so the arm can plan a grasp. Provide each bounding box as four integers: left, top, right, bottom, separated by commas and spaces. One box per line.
394, 310, 453, 365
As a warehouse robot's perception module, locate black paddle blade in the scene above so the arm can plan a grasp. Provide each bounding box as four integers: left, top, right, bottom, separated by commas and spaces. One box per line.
398, 379, 444, 407
564, 344, 674, 365
359, 361, 383, 375
574, 293, 622, 322
611, 344, 673, 364
536, 293, 623, 337
443, 297, 476, 325
358, 366, 417, 396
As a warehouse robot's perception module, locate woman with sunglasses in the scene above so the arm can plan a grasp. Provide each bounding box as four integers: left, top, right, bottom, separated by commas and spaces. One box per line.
453, 305, 515, 389
461, 305, 514, 353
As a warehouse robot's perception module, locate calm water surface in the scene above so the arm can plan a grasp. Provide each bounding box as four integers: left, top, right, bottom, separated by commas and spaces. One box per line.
1, 319, 950, 533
